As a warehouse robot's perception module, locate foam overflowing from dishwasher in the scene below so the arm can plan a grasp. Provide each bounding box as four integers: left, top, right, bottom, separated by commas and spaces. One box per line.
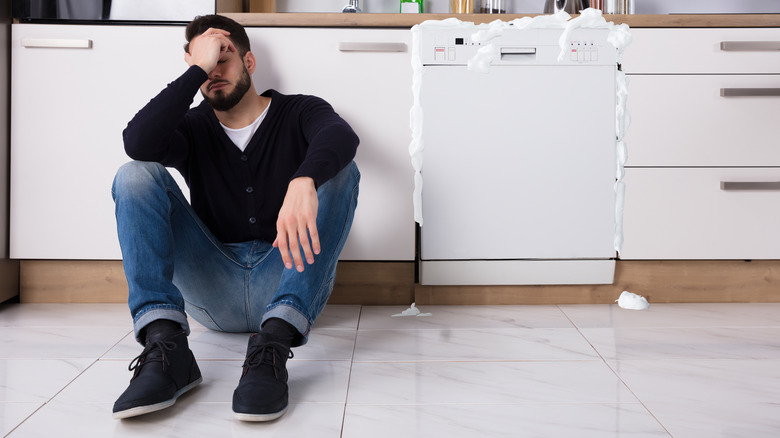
392, 303, 433, 317
410, 10, 632, 254
616, 291, 650, 310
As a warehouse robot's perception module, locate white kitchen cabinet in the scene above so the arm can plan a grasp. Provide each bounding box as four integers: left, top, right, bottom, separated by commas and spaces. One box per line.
11, 24, 415, 261
622, 168, 780, 259
620, 28, 780, 259
623, 28, 780, 74
11, 24, 189, 260
624, 74, 780, 167
244, 28, 414, 261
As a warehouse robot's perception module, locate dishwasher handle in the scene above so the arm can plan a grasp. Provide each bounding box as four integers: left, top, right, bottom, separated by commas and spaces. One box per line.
500, 47, 537, 61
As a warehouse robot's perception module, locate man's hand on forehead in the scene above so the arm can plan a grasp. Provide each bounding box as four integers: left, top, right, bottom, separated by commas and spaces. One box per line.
184, 28, 237, 74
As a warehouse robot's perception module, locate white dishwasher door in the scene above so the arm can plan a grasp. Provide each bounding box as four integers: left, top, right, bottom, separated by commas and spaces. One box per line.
420, 64, 617, 262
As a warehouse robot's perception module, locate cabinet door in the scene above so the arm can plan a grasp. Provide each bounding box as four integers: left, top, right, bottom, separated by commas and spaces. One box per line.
12, 25, 414, 261
245, 28, 414, 261
11, 24, 190, 259
622, 28, 780, 74
625, 74, 780, 167
621, 168, 780, 260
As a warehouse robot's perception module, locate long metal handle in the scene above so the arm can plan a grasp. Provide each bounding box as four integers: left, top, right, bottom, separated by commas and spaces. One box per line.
500, 47, 536, 55
720, 88, 780, 97
721, 181, 780, 191
21, 38, 93, 49
500, 47, 537, 61
338, 42, 407, 52
720, 41, 780, 51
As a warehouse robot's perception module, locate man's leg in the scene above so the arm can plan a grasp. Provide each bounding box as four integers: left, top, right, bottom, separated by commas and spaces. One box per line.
111, 161, 249, 418
232, 161, 360, 421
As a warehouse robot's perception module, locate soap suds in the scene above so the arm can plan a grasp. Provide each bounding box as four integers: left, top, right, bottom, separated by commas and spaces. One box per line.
616, 291, 650, 310
392, 303, 433, 317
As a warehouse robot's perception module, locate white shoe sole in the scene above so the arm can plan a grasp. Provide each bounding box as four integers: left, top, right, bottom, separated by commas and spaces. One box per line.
233, 405, 288, 422
113, 376, 203, 419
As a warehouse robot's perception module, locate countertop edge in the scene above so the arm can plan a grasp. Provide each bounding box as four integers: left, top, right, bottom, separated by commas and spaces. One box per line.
221, 13, 780, 28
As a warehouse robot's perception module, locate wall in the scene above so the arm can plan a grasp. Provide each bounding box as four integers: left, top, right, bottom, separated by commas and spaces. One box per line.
275, 0, 544, 14
635, 0, 780, 14
275, 0, 780, 14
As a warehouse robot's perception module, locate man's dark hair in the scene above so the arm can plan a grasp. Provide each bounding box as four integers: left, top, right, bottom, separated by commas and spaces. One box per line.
184, 14, 251, 56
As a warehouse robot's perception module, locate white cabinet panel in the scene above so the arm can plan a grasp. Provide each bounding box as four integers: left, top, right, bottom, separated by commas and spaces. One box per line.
621, 168, 780, 260
622, 28, 780, 260
11, 25, 414, 261
11, 24, 189, 260
246, 28, 414, 261
622, 28, 780, 74
625, 74, 780, 167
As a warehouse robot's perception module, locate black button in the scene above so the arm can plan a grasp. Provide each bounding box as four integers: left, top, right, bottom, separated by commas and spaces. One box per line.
241, 155, 248, 161
246, 186, 254, 193
249, 217, 256, 224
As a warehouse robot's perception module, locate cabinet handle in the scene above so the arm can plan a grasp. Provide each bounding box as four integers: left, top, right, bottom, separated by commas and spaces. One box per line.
720, 41, 780, 51
720, 88, 780, 97
21, 38, 93, 49
338, 42, 407, 52
720, 181, 780, 191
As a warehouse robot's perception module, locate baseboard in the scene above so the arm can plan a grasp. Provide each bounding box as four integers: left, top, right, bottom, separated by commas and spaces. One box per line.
18, 259, 780, 305
415, 260, 780, 305
19, 260, 415, 305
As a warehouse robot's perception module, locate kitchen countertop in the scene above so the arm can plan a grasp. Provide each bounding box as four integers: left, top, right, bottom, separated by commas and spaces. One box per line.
222, 13, 780, 28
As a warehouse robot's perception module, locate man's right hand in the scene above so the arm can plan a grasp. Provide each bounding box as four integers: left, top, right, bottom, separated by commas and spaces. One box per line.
184, 28, 236, 74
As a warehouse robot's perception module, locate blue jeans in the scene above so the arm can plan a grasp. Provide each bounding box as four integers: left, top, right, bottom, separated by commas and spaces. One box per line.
111, 161, 359, 347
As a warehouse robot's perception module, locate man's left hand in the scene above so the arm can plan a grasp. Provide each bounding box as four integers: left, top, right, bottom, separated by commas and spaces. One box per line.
273, 177, 320, 272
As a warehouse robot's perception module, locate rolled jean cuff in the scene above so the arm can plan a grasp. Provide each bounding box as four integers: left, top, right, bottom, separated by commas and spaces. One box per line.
262, 301, 312, 347
133, 305, 190, 344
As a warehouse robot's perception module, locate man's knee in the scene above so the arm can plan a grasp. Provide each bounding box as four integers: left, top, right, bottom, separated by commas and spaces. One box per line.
112, 161, 168, 199
318, 161, 360, 196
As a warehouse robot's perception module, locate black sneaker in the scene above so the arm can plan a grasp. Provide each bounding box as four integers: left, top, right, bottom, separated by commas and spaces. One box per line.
113, 327, 202, 419
232, 333, 294, 421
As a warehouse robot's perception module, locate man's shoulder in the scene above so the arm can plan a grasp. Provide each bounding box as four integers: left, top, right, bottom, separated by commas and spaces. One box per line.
187, 100, 216, 120
263, 90, 333, 116
263, 89, 327, 104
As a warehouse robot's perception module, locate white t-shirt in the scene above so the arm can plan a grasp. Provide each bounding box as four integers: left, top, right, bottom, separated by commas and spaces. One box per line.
220, 100, 271, 152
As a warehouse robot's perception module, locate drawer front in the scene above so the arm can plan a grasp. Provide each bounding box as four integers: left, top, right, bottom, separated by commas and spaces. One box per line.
621, 168, 780, 260
623, 28, 780, 74
624, 74, 780, 167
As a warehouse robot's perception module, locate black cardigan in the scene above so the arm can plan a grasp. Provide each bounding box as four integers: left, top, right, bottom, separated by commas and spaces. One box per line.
123, 65, 359, 243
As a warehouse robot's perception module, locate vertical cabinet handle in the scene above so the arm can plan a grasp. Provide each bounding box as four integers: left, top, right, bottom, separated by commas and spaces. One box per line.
21, 38, 93, 49
720, 41, 780, 51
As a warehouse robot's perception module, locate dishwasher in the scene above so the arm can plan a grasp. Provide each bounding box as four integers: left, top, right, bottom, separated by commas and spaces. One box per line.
412, 20, 622, 285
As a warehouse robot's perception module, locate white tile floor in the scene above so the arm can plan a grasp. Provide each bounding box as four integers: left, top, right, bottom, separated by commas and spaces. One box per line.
2, 302, 780, 437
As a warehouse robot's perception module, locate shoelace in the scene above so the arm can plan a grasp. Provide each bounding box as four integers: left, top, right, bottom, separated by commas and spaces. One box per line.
242, 340, 294, 379
128, 339, 178, 375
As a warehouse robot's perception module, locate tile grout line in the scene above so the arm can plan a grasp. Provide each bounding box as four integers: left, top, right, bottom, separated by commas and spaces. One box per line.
4, 327, 134, 437
338, 305, 362, 438
555, 304, 674, 437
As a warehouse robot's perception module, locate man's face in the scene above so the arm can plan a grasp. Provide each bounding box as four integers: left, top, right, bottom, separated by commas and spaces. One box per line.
200, 47, 252, 112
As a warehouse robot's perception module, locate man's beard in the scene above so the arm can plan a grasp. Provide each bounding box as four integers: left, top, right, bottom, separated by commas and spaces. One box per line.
202, 66, 252, 112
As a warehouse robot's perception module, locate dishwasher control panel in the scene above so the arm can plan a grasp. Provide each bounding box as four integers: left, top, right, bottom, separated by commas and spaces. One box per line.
421, 27, 615, 66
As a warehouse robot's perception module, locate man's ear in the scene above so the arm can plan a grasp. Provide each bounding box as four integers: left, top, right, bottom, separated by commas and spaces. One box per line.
244, 51, 256, 74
